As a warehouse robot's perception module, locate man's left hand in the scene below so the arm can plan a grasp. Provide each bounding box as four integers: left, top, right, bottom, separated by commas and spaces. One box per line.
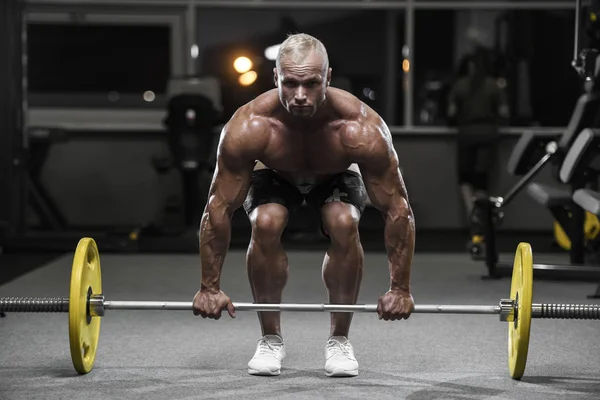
377, 289, 414, 321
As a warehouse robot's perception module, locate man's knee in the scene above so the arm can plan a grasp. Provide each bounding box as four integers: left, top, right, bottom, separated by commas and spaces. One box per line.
322, 203, 361, 244
249, 204, 288, 241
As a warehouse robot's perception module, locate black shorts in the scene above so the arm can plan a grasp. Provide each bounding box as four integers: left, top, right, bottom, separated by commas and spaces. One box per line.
243, 169, 368, 217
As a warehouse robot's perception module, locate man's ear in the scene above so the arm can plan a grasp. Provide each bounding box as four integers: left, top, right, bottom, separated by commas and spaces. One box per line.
273, 68, 278, 87
327, 68, 332, 86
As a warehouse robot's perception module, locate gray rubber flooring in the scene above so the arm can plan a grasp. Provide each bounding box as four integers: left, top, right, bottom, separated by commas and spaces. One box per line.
1, 248, 600, 399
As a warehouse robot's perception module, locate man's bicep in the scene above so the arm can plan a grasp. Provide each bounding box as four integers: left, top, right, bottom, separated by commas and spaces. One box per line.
362, 162, 410, 213
210, 157, 253, 211
358, 137, 410, 213
207, 130, 255, 213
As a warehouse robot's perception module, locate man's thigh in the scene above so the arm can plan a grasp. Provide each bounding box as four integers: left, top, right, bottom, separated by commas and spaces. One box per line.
305, 170, 368, 239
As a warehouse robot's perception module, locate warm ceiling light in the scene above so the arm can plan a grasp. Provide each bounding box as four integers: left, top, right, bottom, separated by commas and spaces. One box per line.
234, 56, 253, 73
239, 70, 258, 86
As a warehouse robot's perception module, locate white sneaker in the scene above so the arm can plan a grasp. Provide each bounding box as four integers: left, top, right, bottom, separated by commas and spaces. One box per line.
248, 335, 286, 376
324, 336, 359, 377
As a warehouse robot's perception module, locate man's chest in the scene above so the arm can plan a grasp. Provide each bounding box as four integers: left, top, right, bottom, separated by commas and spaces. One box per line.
260, 128, 352, 174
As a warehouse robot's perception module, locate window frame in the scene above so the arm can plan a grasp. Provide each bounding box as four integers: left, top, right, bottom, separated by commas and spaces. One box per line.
25, 6, 186, 131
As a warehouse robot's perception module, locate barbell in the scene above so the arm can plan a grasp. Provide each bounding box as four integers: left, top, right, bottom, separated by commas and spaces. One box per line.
1, 238, 599, 379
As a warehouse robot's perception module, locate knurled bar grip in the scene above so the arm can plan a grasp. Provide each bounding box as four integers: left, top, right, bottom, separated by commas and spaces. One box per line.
0, 297, 69, 312
533, 304, 600, 319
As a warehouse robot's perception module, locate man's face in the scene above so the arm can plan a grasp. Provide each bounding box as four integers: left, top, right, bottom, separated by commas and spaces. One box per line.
274, 51, 331, 118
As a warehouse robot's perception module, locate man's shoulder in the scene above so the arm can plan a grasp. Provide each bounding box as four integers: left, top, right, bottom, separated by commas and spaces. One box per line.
219, 94, 275, 161
227, 89, 279, 130
246, 89, 280, 116
328, 87, 362, 113
327, 87, 377, 127
331, 90, 388, 150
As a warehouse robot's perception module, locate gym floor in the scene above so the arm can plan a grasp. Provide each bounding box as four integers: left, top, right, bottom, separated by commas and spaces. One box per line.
1, 244, 600, 399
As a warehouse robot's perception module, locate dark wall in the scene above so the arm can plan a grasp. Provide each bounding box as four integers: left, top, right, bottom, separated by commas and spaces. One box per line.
527, 10, 580, 126
0, 0, 26, 243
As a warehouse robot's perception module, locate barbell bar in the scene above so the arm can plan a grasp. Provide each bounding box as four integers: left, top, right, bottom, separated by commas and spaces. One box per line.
4, 297, 599, 317
0, 298, 503, 314
4, 298, 599, 317
1, 238, 599, 379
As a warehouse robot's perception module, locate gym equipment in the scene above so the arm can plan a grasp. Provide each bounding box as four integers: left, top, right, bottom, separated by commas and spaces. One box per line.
69, 237, 102, 374
521, 0, 600, 267
471, 0, 600, 280
553, 212, 600, 251
140, 76, 222, 237
1, 239, 600, 379
561, 128, 600, 298
469, 97, 600, 277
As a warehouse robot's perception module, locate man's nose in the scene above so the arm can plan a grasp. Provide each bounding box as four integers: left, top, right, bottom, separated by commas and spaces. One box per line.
294, 88, 307, 103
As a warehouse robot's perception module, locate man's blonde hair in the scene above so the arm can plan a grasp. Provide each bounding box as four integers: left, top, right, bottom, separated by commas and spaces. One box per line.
276, 33, 329, 74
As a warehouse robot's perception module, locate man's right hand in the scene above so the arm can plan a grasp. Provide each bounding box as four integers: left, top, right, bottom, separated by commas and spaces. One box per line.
192, 288, 236, 319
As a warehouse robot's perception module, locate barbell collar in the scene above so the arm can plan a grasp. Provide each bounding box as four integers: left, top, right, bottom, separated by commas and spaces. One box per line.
89, 294, 105, 317
499, 299, 515, 322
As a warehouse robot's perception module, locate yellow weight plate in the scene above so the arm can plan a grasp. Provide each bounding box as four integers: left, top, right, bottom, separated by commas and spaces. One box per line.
69, 237, 102, 374
508, 242, 533, 380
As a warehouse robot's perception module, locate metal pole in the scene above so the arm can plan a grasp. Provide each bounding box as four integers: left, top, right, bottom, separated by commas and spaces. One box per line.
404, 0, 414, 127
413, 1, 573, 10
499, 145, 557, 207
103, 301, 502, 315
186, 0, 197, 76
574, 0, 581, 64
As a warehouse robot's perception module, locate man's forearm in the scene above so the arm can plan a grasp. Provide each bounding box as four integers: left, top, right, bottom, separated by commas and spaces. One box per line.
199, 205, 232, 291
383, 206, 415, 293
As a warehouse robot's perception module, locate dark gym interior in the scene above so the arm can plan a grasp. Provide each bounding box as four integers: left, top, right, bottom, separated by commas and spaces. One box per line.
2, 1, 600, 399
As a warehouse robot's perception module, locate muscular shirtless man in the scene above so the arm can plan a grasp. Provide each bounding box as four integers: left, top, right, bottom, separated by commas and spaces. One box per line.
192, 33, 415, 377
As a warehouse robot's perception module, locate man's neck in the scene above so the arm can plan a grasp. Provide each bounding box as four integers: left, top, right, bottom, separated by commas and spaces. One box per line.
281, 98, 331, 130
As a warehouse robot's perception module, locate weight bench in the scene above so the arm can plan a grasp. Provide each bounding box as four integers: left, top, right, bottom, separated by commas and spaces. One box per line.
560, 128, 600, 296
560, 128, 600, 186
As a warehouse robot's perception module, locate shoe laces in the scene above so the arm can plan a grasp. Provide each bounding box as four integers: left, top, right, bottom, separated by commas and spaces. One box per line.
257, 338, 282, 356
326, 339, 353, 359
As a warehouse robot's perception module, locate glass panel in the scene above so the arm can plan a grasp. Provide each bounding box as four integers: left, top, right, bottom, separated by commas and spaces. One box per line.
196, 8, 404, 123
413, 9, 580, 127
27, 23, 171, 106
